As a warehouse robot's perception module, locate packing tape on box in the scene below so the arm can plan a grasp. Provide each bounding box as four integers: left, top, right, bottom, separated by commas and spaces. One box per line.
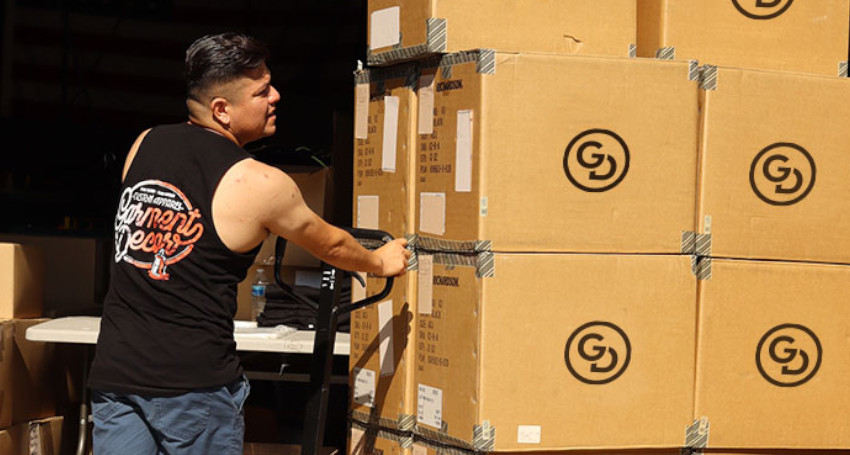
408, 235, 495, 278
472, 421, 496, 452
367, 18, 447, 66
689, 60, 700, 81
839, 61, 849, 78
656, 46, 675, 60
685, 417, 710, 448
681, 231, 711, 256
628, 43, 637, 58
350, 418, 414, 449
354, 65, 419, 89
414, 423, 478, 452
700, 65, 718, 91
691, 256, 712, 281
412, 434, 481, 455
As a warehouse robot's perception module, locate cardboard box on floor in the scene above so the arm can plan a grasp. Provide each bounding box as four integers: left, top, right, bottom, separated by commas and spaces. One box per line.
412, 443, 685, 455
0, 416, 63, 455
695, 259, 850, 449
414, 51, 699, 254
413, 252, 697, 451
367, 0, 636, 65
696, 66, 850, 264
1, 319, 58, 430
636, 0, 849, 77
0, 243, 43, 319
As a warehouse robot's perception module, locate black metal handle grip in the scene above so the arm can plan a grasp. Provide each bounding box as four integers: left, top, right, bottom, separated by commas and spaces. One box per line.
272, 228, 396, 314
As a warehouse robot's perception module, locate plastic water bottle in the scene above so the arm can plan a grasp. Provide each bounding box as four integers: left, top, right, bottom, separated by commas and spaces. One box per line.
251, 268, 270, 322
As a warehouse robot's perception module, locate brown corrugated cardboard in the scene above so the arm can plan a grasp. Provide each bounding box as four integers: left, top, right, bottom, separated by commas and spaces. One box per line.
349, 63, 420, 430
413, 443, 685, 455
414, 52, 699, 254
349, 421, 410, 455
0, 320, 12, 430
0, 235, 107, 316
695, 259, 850, 449
697, 66, 850, 264
353, 63, 418, 239
414, 253, 697, 451
10, 319, 57, 426
367, 0, 636, 65
349, 273, 416, 431
0, 243, 43, 319
636, 0, 850, 77
0, 416, 63, 455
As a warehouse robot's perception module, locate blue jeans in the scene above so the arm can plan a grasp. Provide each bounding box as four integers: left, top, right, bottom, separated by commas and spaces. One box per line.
91, 376, 250, 455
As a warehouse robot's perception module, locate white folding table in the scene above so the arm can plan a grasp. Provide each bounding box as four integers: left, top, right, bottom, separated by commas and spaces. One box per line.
26, 316, 350, 455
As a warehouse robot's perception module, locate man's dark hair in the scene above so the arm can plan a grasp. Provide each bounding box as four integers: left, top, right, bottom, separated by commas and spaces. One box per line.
185, 32, 270, 101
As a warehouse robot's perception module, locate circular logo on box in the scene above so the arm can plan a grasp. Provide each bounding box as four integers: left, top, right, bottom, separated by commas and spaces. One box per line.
749, 142, 816, 206
564, 321, 631, 384
756, 323, 822, 387
563, 129, 630, 192
732, 0, 794, 20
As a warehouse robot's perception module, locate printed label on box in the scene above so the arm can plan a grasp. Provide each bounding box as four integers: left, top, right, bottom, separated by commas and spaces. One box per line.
353, 368, 376, 407
417, 383, 443, 429
517, 425, 542, 444
370, 7, 400, 50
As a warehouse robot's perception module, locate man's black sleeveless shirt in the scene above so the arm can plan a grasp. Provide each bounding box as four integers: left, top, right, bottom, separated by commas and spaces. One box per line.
89, 123, 261, 396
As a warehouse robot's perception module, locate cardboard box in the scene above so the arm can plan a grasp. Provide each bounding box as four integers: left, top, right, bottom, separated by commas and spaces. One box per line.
10, 319, 57, 426
353, 63, 419, 239
696, 66, 850, 264
0, 416, 63, 455
636, 0, 849, 77
412, 443, 684, 455
694, 259, 850, 449
414, 52, 699, 254
0, 320, 12, 430
413, 252, 697, 451
349, 420, 410, 455
0, 235, 106, 316
367, 0, 636, 65
0, 243, 43, 319
349, 272, 416, 432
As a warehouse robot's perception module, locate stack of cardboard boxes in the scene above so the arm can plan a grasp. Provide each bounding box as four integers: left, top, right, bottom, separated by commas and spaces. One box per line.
0, 243, 64, 454
349, 1, 850, 455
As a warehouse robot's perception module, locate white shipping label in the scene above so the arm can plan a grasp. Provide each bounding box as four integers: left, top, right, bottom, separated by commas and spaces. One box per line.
353, 368, 376, 407
381, 96, 399, 172
419, 192, 446, 235
352, 272, 367, 304
378, 300, 395, 376
355, 83, 369, 139
370, 7, 400, 50
413, 445, 427, 455
418, 74, 436, 134
517, 425, 542, 444
357, 195, 380, 230
417, 255, 433, 315
455, 110, 473, 192
417, 384, 443, 429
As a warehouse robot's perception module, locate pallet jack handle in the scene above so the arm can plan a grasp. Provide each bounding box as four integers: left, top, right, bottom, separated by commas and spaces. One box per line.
273, 228, 395, 455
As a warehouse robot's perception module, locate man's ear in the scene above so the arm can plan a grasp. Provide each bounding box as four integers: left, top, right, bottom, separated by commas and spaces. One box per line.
211, 97, 230, 126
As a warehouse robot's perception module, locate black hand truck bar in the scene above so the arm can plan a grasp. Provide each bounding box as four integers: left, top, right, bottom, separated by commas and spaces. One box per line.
273, 228, 395, 455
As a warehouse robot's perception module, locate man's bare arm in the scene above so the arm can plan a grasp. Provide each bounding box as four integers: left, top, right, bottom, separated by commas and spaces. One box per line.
242, 160, 408, 276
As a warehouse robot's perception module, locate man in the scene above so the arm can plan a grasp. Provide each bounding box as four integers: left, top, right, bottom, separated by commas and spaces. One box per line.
88, 33, 409, 455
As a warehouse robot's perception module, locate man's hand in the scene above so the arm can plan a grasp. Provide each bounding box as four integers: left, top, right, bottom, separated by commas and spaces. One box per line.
374, 238, 411, 277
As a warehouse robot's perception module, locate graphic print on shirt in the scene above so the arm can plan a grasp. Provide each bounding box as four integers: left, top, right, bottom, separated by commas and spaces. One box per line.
114, 179, 204, 281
